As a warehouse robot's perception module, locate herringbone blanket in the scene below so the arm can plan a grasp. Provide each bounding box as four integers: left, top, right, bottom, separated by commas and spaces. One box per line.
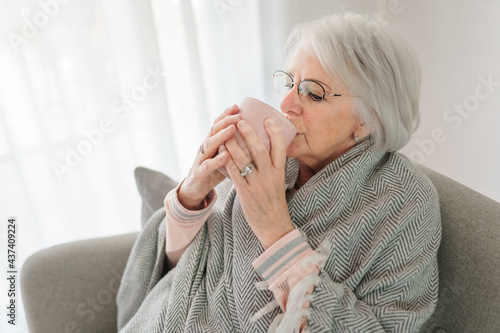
116, 137, 441, 332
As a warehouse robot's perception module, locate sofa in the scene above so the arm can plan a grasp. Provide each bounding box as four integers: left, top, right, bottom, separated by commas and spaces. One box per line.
21, 165, 500, 332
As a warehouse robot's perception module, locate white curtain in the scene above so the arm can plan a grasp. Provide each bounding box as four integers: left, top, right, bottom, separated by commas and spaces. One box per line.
0, 0, 305, 330
1, 0, 173, 255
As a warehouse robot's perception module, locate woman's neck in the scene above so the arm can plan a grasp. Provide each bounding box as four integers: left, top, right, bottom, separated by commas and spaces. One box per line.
295, 163, 317, 190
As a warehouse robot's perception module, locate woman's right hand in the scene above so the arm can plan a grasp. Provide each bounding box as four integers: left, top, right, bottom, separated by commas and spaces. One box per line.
177, 105, 241, 210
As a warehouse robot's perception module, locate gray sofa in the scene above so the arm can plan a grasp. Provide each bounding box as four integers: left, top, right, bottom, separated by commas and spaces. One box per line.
21, 165, 500, 333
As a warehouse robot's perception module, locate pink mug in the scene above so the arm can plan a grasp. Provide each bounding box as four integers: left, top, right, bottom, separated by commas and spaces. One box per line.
218, 97, 297, 178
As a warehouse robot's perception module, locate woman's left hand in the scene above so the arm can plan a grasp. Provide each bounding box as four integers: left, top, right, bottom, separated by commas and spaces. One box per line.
221, 116, 295, 250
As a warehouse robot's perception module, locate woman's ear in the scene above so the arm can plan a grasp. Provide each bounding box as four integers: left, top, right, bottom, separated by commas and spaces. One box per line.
354, 123, 371, 141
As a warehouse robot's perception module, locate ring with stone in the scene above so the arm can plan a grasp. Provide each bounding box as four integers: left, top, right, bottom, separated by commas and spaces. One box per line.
239, 163, 255, 177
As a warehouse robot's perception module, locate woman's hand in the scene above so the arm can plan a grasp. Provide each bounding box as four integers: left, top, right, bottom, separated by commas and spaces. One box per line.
222, 118, 295, 250
178, 105, 241, 210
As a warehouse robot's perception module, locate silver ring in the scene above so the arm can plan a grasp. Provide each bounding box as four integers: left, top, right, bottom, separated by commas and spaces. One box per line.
239, 163, 255, 177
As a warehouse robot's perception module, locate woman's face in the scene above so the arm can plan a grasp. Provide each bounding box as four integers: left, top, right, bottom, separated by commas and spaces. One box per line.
280, 49, 363, 172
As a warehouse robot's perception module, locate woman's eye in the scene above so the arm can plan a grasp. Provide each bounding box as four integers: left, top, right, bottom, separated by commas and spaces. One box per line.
310, 93, 323, 102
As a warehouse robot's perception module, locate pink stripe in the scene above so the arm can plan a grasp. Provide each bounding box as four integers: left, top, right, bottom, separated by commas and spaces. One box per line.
163, 181, 217, 267
165, 198, 205, 252
167, 180, 217, 222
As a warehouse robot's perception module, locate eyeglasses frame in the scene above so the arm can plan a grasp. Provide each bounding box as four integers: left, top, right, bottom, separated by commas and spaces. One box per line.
272, 70, 343, 102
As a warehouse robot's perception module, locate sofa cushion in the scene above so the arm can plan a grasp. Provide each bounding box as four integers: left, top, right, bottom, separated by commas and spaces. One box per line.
21, 232, 139, 333
417, 165, 500, 333
134, 166, 178, 228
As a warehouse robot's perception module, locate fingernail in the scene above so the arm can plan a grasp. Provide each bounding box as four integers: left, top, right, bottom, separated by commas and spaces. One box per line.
267, 118, 277, 126
238, 120, 246, 127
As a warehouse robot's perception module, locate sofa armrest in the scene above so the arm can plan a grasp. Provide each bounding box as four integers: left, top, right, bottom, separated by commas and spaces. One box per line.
417, 165, 500, 332
21, 232, 139, 333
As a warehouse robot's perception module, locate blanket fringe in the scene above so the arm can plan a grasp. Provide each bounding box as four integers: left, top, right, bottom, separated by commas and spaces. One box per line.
250, 299, 279, 323
252, 237, 332, 332
255, 280, 270, 290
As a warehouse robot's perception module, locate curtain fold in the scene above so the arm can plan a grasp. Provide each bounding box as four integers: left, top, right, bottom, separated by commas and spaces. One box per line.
0, 0, 176, 261
0, 0, 319, 331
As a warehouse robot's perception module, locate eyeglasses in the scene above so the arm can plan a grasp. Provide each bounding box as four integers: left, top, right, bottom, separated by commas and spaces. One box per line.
272, 70, 347, 104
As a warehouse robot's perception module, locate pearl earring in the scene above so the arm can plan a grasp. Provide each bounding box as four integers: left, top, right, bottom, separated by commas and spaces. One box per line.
354, 136, 360, 143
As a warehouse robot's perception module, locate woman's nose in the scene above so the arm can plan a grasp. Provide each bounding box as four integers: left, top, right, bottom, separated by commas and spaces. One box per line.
280, 86, 303, 116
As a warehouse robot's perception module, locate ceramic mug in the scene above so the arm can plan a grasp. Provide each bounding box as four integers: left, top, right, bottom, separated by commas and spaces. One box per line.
218, 97, 297, 177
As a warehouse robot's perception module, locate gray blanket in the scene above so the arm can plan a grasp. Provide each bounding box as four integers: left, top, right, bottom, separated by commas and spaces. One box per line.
116, 137, 441, 332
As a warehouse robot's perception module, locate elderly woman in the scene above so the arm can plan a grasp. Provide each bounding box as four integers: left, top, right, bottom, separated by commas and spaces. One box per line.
117, 12, 441, 333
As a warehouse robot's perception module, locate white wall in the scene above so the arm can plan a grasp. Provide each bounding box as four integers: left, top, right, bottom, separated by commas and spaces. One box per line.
283, 0, 500, 202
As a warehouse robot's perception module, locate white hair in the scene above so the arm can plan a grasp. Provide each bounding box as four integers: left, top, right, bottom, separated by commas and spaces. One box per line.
285, 12, 422, 151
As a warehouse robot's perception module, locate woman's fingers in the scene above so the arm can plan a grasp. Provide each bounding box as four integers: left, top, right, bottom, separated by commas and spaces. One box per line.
179, 149, 228, 209
212, 105, 239, 126
200, 124, 237, 159
198, 150, 228, 177
235, 120, 271, 170
264, 118, 286, 171
224, 137, 253, 172
182, 104, 241, 206
209, 114, 241, 139
199, 105, 241, 158
224, 117, 286, 173
220, 145, 249, 186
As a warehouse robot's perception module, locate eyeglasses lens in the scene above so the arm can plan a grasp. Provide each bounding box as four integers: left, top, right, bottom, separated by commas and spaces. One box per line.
298, 82, 325, 103
273, 72, 293, 95
273, 72, 325, 104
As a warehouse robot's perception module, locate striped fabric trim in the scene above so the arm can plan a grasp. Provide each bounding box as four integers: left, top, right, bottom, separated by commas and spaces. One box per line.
252, 229, 315, 284
164, 181, 218, 265
166, 181, 217, 223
